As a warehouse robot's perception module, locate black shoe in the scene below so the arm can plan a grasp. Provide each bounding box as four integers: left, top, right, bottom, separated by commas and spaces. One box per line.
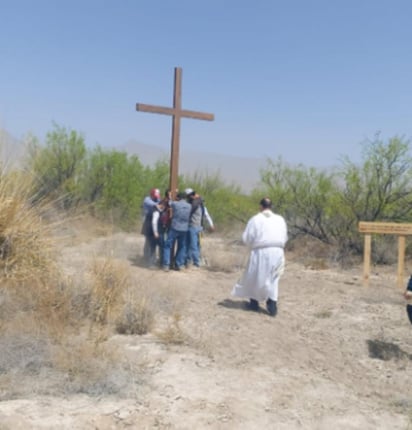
407, 304, 412, 325
248, 298, 259, 311
266, 299, 277, 317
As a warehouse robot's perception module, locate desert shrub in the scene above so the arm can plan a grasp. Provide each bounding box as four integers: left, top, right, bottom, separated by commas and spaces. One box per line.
114, 274, 183, 337
79, 148, 145, 227
142, 159, 170, 194
26, 123, 86, 209
0, 170, 71, 334
259, 157, 340, 244
79, 147, 171, 229
340, 134, 412, 223
86, 257, 130, 325
257, 135, 412, 265
115, 294, 155, 335
0, 172, 56, 284
82, 258, 158, 336
0, 332, 52, 375
50, 336, 133, 396
182, 170, 254, 230
368, 235, 398, 265
155, 312, 186, 345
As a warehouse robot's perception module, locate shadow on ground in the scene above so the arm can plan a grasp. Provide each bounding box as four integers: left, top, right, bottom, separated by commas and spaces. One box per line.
367, 339, 412, 361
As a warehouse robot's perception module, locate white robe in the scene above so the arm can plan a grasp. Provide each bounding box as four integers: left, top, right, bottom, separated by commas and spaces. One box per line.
232, 209, 287, 302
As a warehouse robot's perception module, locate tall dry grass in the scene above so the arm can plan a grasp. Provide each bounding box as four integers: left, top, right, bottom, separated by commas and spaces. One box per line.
0, 169, 67, 336
0, 168, 141, 398
0, 161, 187, 399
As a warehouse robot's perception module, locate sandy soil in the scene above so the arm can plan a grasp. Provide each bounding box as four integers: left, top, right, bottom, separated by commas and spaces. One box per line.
0, 228, 411, 430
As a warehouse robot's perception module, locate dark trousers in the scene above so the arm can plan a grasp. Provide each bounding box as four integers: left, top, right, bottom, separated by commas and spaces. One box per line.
143, 234, 158, 267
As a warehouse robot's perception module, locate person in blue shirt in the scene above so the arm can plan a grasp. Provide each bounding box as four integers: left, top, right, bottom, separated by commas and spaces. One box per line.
162, 191, 191, 271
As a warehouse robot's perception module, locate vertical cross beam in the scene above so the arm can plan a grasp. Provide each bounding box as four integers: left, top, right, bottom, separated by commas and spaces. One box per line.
136, 67, 214, 197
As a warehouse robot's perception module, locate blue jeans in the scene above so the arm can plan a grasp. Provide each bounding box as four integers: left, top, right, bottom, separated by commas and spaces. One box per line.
186, 226, 202, 266
157, 225, 168, 266
163, 228, 188, 269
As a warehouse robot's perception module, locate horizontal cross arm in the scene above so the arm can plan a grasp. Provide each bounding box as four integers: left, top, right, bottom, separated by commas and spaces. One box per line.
180, 109, 214, 121
136, 103, 214, 121
136, 103, 175, 116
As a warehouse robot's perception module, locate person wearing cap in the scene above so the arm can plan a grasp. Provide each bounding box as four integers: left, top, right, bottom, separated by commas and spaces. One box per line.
184, 189, 214, 231
185, 188, 205, 268
231, 197, 288, 317
141, 188, 161, 267
185, 188, 215, 267
162, 191, 191, 271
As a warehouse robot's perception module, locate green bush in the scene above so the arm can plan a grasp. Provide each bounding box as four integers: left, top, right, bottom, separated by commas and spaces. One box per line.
257, 135, 412, 264
24, 124, 412, 265
27, 123, 86, 208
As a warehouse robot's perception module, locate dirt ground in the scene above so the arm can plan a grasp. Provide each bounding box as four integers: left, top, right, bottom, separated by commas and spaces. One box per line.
0, 226, 411, 430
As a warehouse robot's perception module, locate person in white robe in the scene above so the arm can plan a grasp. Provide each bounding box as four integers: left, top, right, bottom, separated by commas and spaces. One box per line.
232, 197, 288, 316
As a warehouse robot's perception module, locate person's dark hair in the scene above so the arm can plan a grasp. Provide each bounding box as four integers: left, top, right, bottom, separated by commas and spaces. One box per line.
176, 191, 186, 200
259, 197, 272, 209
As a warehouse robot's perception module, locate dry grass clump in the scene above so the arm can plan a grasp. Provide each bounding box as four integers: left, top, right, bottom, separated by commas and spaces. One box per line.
0, 171, 56, 285
86, 257, 130, 325
118, 275, 188, 344
115, 294, 155, 335
0, 170, 71, 335
51, 335, 135, 396
155, 312, 186, 345
0, 329, 52, 376
84, 258, 157, 336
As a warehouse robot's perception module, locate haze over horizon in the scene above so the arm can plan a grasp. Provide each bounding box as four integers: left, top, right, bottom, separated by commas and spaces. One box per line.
1, 1, 412, 168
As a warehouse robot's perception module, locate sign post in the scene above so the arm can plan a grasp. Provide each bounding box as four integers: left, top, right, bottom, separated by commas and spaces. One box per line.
358, 221, 412, 288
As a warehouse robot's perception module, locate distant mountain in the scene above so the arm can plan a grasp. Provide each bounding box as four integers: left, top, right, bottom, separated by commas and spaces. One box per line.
118, 140, 266, 193
0, 128, 266, 192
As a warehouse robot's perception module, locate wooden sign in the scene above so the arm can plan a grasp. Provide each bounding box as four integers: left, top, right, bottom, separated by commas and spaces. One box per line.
358, 221, 412, 288
359, 221, 412, 235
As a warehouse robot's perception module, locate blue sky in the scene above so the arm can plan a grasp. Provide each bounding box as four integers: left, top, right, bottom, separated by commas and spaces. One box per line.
1, 0, 411, 167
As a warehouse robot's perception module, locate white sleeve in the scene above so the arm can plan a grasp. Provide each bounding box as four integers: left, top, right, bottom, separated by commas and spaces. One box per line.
242, 216, 257, 247
152, 211, 160, 235
203, 206, 214, 228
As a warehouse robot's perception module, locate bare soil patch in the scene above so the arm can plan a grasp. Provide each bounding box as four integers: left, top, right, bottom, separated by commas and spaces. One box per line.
0, 227, 411, 429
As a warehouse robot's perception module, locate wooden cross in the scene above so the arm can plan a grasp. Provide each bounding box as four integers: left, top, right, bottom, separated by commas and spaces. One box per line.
136, 67, 214, 197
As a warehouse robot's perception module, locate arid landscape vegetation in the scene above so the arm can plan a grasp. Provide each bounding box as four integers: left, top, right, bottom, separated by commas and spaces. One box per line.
3, 1, 412, 427
0, 215, 411, 429
0, 130, 411, 429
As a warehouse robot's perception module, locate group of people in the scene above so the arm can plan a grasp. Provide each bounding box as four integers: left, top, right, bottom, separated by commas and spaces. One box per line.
143, 188, 412, 321
142, 189, 288, 317
141, 187, 215, 272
